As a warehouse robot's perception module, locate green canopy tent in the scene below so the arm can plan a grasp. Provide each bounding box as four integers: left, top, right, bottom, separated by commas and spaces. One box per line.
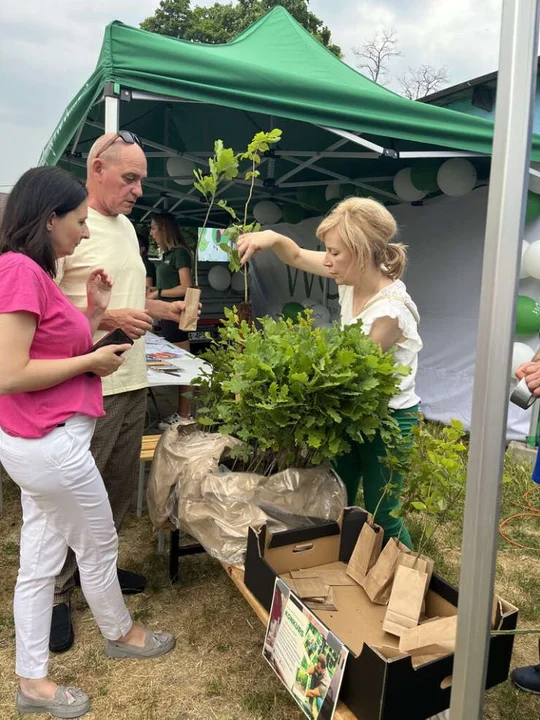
39, 7, 540, 225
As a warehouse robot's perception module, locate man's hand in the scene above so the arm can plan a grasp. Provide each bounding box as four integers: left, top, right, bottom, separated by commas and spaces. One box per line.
146, 298, 202, 323
164, 300, 202, 324
516, 360, 540, 397
101, 308, 153, 339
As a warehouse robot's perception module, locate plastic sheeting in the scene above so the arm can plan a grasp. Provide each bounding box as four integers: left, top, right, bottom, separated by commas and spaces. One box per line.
147, 422, 347, 567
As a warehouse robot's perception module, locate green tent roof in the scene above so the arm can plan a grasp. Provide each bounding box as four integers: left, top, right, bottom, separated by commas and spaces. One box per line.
39, 7, 540, 223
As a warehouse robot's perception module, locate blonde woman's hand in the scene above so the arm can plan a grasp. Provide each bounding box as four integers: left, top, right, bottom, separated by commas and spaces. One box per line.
237, 230, 278, 265
88, 344, 131, 377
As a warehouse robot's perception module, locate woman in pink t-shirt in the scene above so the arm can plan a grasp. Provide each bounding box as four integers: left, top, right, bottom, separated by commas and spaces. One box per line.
0, 167, 175, 719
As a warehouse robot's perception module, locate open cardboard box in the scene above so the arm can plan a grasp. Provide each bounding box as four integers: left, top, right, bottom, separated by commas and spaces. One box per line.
244, 507, 518, 720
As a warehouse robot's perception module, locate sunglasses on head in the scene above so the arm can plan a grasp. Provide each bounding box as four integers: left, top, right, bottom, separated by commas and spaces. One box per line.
95, 130, 143, 159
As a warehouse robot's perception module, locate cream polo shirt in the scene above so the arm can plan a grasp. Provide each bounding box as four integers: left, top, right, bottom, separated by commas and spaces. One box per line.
57, 207, 148, 397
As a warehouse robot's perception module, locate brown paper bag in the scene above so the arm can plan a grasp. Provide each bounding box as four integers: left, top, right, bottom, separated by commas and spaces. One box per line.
361, 538, 400, 604
397, 549, 434, 588
346, 521, 384, 583
383, 564, 429, 637
179, 287, 201, 331
399, 615, 458, 667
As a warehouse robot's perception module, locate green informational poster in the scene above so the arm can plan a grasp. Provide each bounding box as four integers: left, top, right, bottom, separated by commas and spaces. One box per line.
263, 578, 348, 720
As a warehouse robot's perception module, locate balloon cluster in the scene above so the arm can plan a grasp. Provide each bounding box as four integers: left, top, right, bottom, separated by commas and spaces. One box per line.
512, 234, 540, 378
393, 159, 477, 202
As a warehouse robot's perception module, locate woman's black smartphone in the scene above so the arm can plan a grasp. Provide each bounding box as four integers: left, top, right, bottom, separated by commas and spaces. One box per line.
85, 329, 134, 376
86, 328, 134, 355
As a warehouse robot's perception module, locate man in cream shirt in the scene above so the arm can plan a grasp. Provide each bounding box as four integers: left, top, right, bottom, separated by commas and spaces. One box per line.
51, 132, 192, 652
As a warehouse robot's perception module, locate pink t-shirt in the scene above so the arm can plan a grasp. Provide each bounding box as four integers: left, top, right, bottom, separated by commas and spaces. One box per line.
0, 252, 104, 438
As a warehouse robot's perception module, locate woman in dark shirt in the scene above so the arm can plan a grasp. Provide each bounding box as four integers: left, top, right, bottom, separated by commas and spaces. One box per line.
148, 213, 193, 423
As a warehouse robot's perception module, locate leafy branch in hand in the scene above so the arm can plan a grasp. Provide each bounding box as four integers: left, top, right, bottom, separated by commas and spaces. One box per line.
193, 129, 282, 303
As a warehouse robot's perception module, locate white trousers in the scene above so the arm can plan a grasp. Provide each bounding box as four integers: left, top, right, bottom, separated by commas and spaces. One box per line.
0, 414, 132, 679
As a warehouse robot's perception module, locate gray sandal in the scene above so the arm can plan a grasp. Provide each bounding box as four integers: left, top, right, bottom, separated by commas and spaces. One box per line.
16, 685, 90, 718
104, 629, 175, 659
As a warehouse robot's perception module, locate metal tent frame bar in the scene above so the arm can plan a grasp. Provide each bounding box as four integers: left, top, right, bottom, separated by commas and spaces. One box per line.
68, 94, 504, 223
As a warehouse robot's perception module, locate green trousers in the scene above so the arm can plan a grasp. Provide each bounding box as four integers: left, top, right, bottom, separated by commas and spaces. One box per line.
333, 405, 419, 550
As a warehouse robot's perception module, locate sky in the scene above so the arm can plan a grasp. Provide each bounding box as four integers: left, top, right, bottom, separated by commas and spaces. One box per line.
0, 0, 504, 189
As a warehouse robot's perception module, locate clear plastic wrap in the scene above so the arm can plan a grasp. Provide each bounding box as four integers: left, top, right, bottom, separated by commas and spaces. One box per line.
146, 422, 347, 567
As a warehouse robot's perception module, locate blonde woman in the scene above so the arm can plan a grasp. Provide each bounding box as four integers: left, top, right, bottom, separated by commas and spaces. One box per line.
238, 198, 422, 548
148, 213, 193, 423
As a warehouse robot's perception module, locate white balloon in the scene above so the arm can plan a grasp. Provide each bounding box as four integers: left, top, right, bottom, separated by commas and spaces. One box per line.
207, 265, 231, 292
253, 200, 282, 225
437, 159, 477, 197
520, 240, 531, 279
511, 342, 534, 376
325, 184, 341, 201
310, 303, 331, 328
231, 272, 244, 293
166, 156, 197, 185
523, 239, 540, 279
393, 168, 426, 202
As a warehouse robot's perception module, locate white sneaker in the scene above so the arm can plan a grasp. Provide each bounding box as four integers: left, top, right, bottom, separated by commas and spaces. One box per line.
158, 413, 183, 430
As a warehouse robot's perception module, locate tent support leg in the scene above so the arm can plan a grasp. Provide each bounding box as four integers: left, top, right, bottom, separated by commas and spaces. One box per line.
449, 1, 540, 718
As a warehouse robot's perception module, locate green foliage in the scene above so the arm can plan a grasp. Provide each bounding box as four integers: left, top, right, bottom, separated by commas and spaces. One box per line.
141, 0, 341, 56
194, 307, 407, 472
385, 419, 468, 556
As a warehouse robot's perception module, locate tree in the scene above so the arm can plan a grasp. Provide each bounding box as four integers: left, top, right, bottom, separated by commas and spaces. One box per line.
397, 64, 449, 100
353, 28, 448, 99
141, 0, 341, 56
352, 28, 400, 83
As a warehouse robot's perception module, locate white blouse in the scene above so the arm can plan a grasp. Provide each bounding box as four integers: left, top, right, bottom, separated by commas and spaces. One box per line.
338, 280, 422, 410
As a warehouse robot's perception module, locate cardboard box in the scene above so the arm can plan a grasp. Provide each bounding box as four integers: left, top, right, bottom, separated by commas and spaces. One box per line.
244, 507, 518, 720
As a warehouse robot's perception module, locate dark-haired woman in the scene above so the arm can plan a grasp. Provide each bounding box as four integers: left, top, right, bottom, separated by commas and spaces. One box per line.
0, 167, 175, 719
148, 212, 193, 423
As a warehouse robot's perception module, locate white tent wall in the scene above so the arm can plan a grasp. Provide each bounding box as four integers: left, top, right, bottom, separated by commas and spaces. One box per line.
249, 186, 540, 441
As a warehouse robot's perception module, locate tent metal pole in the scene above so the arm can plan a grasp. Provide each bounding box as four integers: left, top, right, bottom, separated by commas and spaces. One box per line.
449, 1, 540, 718
104, 97, 119, 135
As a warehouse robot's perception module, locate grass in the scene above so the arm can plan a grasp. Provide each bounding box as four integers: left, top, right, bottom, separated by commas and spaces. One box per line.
0, 441, 539, 719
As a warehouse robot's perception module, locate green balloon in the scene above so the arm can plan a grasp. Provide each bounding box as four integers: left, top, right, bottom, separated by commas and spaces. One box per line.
411, 163, 440, 193
281, 203, 306, 224
282, 302, 304, 322
339, 183, 359, 199
296, 187, 328, 211
526, 192, 540, 224
515, 295, 540, 335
